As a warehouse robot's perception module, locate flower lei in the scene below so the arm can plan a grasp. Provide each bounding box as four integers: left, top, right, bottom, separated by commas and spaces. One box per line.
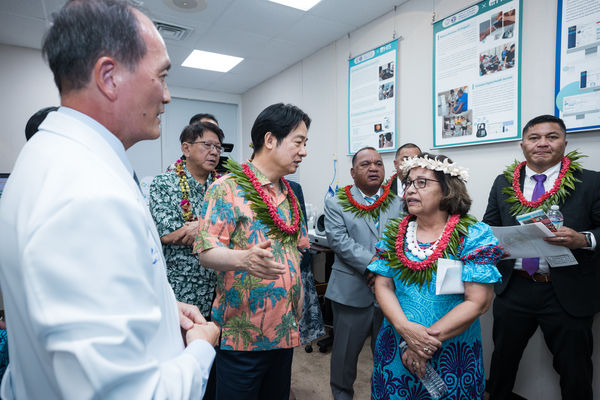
336, 173, 397, 219
175, 159, 217, 222
380, 214, 478, 287
501, 150, 584, 216
225, 159, 302, 245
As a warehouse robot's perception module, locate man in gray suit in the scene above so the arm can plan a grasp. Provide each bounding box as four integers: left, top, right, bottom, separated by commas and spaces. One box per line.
324, 146, 402, 400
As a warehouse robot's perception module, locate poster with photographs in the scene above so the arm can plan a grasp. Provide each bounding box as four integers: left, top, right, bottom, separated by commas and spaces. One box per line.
348, 40, 398, 154
555, 0, 600, 133
433, 0, 522, 148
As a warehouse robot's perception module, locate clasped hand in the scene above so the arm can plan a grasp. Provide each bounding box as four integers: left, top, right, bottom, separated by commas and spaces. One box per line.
401, 321, 441, 360
177, 302, 219, 346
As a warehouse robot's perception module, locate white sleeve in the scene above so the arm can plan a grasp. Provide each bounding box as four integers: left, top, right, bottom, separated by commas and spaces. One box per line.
23, 191, 213, 400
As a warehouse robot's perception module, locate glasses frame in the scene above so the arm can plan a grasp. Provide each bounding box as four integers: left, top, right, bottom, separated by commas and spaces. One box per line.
188, 140, 224, 154
404, 178, 440, 190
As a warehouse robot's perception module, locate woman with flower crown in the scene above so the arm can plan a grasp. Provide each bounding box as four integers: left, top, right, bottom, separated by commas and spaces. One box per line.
368, 153, 503, 399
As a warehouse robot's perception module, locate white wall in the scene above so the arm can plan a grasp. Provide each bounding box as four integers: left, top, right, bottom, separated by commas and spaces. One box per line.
241, 0, 600, 399
0, 44, 243, 178
0, 44, 59, 172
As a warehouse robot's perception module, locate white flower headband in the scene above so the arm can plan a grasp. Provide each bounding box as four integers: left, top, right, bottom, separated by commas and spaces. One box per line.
400, 155, 470, 183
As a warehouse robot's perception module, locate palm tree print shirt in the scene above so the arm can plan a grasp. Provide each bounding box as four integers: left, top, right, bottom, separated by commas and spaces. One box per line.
194, 162, 309, 351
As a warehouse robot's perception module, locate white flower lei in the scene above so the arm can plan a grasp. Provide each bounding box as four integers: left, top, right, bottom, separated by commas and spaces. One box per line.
400, 155, 470, 183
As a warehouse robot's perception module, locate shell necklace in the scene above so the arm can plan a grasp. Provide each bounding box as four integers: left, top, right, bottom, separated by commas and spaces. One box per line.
405, 220, 442, 260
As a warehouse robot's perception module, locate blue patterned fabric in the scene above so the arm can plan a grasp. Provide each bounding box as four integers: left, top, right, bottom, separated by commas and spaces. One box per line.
368, 221, 501, 399
0, 329, 8, 379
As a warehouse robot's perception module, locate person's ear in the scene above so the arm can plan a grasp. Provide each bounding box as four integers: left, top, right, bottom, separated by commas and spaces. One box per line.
94, 56, 119, 101
264, 132, 275, 150
181, 141, 191, 158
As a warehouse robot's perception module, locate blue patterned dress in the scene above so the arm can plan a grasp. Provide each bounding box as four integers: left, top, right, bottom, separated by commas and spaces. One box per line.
368, 222, 502, 400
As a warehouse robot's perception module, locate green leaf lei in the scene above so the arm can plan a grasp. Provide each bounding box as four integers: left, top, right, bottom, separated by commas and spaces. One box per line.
225, 159, 303, 246
501, 150, 584, 216
380, 214, 478, 287
335, 174, 397, 219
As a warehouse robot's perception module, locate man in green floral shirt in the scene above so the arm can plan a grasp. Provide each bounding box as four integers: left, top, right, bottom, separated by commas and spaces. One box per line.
149, 120, 224, 317
195, 103, 311, 400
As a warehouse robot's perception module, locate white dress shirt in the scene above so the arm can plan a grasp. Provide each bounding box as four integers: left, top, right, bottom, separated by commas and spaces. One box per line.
0, 108, 214, 399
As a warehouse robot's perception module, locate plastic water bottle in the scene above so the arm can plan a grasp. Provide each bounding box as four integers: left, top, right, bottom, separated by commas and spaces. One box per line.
547, 205, 564, 230
399, 341, 448, 398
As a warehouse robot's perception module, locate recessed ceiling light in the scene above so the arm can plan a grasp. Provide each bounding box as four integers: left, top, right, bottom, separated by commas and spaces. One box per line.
181, 50, 244, 72
268, 0, 322, 11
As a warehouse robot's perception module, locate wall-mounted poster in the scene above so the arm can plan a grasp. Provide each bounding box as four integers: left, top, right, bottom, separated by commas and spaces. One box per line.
555, 0, 600, 133
348, 40, 398, 154
433, 0, 522, 148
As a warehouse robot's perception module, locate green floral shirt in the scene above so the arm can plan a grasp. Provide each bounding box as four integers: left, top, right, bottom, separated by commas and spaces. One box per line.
149, 164, 216, 316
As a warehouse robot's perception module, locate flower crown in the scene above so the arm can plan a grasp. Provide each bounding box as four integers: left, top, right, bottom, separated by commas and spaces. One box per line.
400, 155, 469, 183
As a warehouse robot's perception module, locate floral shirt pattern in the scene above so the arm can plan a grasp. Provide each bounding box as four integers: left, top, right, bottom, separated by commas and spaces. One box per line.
149, 164, 216, 316
194, 162, 309, 351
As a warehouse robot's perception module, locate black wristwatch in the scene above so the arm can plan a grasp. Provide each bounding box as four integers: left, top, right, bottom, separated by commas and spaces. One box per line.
583, 232, 593, 248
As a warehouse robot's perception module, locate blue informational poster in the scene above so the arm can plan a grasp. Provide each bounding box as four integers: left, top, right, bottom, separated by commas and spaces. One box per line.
555, 0, 600, 133
433, 0, 522, 148
348, 40, 398, 155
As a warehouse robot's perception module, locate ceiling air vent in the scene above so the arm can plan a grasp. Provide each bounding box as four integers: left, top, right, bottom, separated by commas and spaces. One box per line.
153, 21, 193, 41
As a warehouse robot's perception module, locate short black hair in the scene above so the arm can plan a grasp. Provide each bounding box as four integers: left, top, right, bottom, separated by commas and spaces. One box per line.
42, 0, 147, 94
250, 103, 311, 152
522, 115, 566, 137
395, 143, 421, 158
179, 121, 224, 145
352, 146, 378, 166
189, 113, 218, 126
25, 106, 59, 141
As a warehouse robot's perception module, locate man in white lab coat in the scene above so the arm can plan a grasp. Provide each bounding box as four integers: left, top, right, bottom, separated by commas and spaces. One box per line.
0, 0, 220, 398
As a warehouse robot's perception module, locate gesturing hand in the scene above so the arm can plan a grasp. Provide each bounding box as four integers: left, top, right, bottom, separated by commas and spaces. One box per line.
241, 240, 286, 280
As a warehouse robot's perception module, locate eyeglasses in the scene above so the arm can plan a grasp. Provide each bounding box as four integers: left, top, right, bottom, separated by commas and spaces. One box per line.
404, 178, 439, 189
188, 141, 223, 154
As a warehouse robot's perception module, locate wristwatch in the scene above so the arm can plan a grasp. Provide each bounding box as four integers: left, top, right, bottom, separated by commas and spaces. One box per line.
583, 232, 593, 248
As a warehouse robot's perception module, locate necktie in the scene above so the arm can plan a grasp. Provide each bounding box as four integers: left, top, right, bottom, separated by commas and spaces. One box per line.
522, 174, 547, 275
364, 194, 380, 229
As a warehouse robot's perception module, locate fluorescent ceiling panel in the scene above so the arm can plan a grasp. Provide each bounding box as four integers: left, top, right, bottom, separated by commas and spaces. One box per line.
181, 50, 244, 72
268, 0, 322, 12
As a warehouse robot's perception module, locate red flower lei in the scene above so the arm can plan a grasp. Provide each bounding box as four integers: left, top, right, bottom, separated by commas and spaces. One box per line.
511, 156, 570, 208
395, 214, 461, 271
241, 163, 300, 235
341, 172, 397, 215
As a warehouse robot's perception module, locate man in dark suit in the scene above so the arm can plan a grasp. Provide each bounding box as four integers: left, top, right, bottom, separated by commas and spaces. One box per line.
484, 115, 600, 399
390, 143, 421, 196
324, 147, 402, 400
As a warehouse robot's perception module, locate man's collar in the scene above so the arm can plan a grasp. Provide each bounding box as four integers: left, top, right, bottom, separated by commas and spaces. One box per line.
247, 161, 275, 187
357, 186, 382, 199
524, 161, 562, 178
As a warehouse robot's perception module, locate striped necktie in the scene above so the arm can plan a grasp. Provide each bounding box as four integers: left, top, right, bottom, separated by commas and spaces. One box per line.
364, 194, 380, 229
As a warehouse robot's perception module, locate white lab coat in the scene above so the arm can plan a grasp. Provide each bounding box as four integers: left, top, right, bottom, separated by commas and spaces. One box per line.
0, 109, 214, 399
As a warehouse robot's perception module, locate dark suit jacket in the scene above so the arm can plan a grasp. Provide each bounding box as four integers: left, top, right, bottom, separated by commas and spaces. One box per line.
483, 168, 600, 317
390, 178, 399, 196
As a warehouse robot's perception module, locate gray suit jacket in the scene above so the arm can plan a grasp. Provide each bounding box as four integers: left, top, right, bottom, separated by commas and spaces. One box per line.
324, 185, 402, 308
